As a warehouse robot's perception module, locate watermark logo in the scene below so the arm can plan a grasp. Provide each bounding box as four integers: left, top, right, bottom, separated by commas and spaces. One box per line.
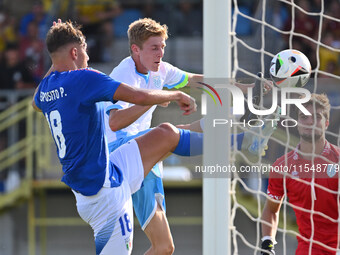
199, 82, 311, 116
196, 81, 222, 106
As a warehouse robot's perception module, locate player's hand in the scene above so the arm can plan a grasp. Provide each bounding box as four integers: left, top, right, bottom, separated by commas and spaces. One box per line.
176, 92, 197, 115
261, 239, 275, 255
53, 19, 62, 26
263, 79, 274, 95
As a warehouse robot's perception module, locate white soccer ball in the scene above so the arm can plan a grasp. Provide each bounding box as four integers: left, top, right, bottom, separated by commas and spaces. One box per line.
269, 49, 311, 88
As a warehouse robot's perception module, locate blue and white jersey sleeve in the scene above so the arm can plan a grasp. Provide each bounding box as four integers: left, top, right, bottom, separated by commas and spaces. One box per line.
109, 58, 136, 111
101, 101, 126, 145
162, 62, 189, 89
105, 101, 127, 113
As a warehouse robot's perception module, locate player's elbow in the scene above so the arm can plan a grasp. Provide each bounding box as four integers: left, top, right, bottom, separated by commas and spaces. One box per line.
109, 124, 121, 132
109, 119, 122, 132
108, 110, 124, 132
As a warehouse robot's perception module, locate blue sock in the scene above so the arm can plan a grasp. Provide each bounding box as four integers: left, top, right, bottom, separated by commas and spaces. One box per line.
172, 129, 245, 156
172, 129, 203, 156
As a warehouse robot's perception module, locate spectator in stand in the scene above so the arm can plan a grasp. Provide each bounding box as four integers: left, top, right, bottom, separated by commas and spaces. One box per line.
0, 43, 35, 90
319, 32, 340, 76
75, 0, 121, 62
310, 0, 322, 13
19, 0, 50, 40
142, 2, 171, 32
42, 0, 73, 21
268, 2, 289, 32
173, 1, 202, 36
0, 8, 18, 57
19, 20, 45, 83
323, 0, 340, 46
283, 0, 318, 68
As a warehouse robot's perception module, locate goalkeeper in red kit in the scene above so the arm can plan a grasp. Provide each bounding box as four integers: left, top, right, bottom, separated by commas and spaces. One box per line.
261, 93, 340, 255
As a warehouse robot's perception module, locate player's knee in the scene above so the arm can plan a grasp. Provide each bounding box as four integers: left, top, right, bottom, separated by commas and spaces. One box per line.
155, 241, 175, 255
163, 242, 175, 255
167, 242, 175, 255
158, 122, 178, 133
157, 123, 179, 142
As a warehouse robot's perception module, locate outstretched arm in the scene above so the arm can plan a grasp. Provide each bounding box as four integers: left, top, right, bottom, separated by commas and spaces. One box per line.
186, 72, 272, 94
187, 73, 204, 86
109, 100, 170, 131
177, 119, 203, 133
113, 83, 196, 115
109, 105, 152, 131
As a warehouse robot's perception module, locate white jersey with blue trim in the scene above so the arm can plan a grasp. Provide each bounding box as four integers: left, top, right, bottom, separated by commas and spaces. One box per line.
104, 56, 188, 144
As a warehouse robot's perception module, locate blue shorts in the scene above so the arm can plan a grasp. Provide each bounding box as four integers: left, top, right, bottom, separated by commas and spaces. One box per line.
108, 129, 150, 152
108, 129, 166, 230
132, 167, 165, 230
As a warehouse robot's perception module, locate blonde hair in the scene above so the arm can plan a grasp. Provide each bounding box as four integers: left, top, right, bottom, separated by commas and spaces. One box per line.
301, 93, 331, 120
128, 18, 168, 54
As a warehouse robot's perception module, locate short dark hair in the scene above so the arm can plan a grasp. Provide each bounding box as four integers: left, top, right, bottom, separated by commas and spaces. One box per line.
46, 21, 86, 53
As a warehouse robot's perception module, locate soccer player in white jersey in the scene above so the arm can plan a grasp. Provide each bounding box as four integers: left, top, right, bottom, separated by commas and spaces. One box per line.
104, 19, 196, 255
32, 20, 207, 255
104, 18, 275, 255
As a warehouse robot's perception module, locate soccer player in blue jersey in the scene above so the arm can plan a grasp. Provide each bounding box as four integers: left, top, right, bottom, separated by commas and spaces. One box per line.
32, 20, 203, 255
103, 18, 276, 255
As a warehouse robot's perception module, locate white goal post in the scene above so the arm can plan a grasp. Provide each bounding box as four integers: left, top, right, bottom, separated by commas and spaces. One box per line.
203, 0, 231, 254
203, 0, 340, 255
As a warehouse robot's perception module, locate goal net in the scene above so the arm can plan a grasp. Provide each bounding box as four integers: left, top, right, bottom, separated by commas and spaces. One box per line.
229, 0, 340, 254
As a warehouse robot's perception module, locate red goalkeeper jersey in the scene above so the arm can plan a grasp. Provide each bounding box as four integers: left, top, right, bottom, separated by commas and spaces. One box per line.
268, 140, 340, 255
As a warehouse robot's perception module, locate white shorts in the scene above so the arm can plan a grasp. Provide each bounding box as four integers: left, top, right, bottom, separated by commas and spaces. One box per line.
73, 140, 144, 255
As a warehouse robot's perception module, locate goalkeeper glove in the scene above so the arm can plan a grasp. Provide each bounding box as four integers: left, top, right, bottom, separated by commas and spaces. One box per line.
261, 238, 275, 255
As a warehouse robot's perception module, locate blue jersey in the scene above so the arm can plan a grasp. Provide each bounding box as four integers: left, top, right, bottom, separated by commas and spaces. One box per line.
34, 68, 122, 196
